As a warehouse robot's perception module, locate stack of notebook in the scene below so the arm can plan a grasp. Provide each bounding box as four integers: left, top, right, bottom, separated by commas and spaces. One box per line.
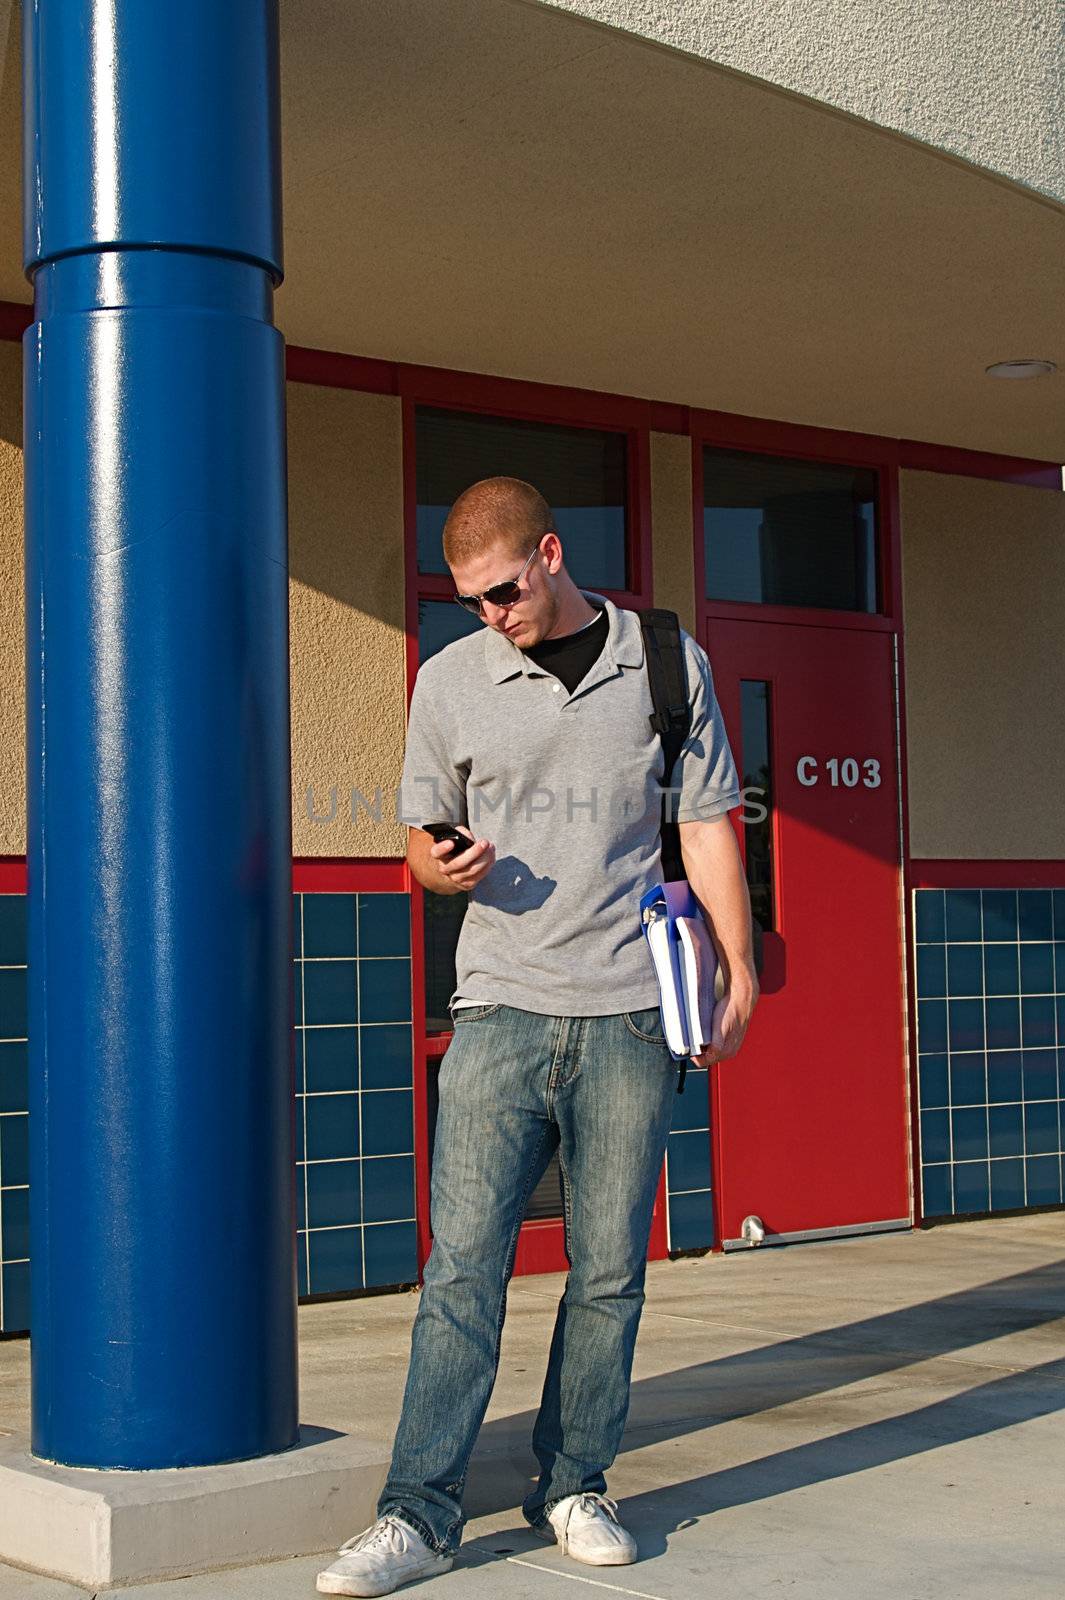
639, 880, 717, 1060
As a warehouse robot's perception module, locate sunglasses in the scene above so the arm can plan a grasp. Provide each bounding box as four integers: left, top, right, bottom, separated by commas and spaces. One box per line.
453, 543, 543, 616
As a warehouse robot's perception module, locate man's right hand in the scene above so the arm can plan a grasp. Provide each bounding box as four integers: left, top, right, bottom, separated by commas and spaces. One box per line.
407, 826, 496, 895
430, 828, 496, 891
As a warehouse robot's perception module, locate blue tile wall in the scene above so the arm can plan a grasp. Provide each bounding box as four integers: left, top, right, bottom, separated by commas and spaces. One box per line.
0, 894, 28, 1335
295, 891, 417, 1297
915, 887, 1065, 1219
0, 889, 417, 1335
665, 1066, 714, 1251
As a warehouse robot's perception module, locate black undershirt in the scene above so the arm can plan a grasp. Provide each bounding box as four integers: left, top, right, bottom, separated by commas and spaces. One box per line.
524, 605, 609, 695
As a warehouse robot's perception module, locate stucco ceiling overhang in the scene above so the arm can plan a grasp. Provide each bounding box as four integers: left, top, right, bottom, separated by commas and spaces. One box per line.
0, 0, 1061, 460
538, 0, 1065, 209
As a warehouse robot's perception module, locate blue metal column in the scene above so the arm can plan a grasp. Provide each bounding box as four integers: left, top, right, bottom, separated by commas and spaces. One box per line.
22, 3, 298, 1467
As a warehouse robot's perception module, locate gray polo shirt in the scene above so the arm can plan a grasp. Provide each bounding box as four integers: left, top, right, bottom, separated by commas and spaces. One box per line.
399, 595, 741, 1016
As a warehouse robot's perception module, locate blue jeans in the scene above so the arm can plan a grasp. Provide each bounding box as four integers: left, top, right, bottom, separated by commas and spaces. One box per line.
377, 1003, 678, 1553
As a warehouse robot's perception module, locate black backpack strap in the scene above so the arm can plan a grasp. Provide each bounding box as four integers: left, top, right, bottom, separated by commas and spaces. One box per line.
640, 608, 692, 885
641, 609, 694, 1094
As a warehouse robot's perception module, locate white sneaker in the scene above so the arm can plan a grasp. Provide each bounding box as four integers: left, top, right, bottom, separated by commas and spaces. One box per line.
316, 1514, 454, 1596
536, 1492, 638, 1566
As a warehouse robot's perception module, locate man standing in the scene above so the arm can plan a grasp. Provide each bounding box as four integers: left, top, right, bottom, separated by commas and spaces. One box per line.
317, 477, 758, 1597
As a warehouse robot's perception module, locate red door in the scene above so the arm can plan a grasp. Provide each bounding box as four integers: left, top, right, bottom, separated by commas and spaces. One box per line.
707, 618, 911, 1247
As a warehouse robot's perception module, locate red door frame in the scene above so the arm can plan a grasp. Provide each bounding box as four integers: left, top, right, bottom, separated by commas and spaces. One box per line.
692, 415, 916, 1245
690, 409, 1060, 1243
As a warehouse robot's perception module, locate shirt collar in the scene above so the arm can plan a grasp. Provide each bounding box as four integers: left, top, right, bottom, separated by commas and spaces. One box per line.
483, 592, 644, 685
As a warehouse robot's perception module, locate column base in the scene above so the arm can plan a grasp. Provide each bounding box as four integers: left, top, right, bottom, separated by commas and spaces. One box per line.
0, 1426, 390, 1589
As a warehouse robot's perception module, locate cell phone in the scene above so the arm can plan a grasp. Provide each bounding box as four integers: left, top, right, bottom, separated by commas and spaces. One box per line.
422, 821, 476, 855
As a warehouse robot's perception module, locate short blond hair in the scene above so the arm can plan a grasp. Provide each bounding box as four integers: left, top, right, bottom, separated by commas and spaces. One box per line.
442, 477, 552, 568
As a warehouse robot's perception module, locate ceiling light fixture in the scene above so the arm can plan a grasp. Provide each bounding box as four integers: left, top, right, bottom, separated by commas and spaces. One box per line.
985, 359, 1057, 380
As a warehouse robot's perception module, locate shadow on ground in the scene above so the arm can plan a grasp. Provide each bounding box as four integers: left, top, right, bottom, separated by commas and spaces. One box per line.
463, 1255, 1065, 1544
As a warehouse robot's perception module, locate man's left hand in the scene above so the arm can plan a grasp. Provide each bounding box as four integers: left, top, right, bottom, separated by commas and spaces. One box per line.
692, 970, 758, 1067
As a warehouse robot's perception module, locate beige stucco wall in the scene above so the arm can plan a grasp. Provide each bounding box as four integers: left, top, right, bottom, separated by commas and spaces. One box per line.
287, 383, 407, 858
12, 365, 1063, 869
649, 430, 696, 634
0, 364, 410, 860
0, 339, 22, 856
538, 0, 1065, 206
900, 469, 1065, 860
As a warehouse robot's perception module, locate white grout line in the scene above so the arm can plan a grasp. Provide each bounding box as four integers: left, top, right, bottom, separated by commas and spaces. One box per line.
355, 909, 367, 1293
300, 1218, 415, 1232
0, 1090, 4, 1332
300, 1087, 412, 1097
300, 1153, 414, 1164
298, 895, 311, 1295
300, 1021, 411, 1031
299, 955, 409, 962
461, 1548, 670, 1600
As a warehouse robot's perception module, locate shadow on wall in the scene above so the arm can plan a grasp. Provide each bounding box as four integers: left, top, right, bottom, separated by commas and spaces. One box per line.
1, 0, 22, 455
0, 3, 20, 318
0, 339, 19, 447
283, 381, 406, 635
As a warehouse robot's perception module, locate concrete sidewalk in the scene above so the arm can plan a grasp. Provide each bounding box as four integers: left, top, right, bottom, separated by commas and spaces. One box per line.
0, 1212, 1062, 1598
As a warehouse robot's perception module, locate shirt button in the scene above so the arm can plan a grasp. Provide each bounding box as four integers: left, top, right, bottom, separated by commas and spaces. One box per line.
552, 683, 561, 693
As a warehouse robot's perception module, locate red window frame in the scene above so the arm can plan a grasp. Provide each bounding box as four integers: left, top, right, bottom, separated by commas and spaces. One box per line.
400, 368, 660, 1272
695, 413, 902, 638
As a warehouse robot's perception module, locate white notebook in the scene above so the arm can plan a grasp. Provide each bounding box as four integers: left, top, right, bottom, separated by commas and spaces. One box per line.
677, 914, 715, 1055
639, 880, 718, 1060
